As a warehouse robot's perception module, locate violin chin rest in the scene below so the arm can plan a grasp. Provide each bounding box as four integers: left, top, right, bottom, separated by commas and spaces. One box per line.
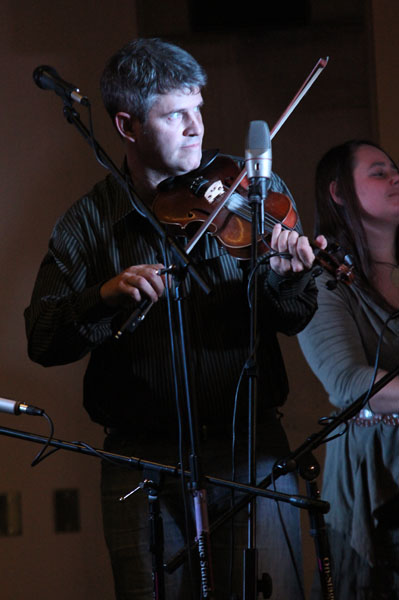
198, 148, 220, 171
157, 149, 220, 192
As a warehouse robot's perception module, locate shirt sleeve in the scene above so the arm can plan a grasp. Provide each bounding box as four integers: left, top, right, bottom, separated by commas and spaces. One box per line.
24, 212, 117, 367
256, 168, 318, 335
260, 267, 319, 335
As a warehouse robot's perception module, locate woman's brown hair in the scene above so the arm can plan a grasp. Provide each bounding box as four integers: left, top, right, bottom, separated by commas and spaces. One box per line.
315, 140, 399, 310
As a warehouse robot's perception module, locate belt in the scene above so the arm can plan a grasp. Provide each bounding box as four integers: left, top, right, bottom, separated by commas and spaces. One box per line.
350, 408, 399, 427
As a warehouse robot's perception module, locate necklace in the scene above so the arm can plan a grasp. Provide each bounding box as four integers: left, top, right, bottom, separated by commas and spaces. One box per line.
373, 260, 399, 287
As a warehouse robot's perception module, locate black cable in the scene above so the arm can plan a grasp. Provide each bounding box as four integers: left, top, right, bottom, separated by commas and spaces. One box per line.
30, 411, 55, 467
247, 251, 292, 309
360, 309, 399, 410
317, 308, 399, 440
87, 102, 110, 171
271, 458, 306, 600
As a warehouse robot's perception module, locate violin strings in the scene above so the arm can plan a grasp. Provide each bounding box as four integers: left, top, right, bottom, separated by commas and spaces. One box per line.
226, 193, 301, 235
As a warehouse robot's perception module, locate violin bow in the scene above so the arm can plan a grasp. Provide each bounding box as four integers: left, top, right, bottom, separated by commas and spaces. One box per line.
185, 56, 329, 255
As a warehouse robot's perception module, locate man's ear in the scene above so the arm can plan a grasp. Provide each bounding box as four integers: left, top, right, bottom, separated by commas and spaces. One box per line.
114, 112, 136, 142
329, 180, 344, 206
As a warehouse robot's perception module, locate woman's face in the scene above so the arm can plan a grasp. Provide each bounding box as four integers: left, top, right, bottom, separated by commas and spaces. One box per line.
353, 144, 399, 227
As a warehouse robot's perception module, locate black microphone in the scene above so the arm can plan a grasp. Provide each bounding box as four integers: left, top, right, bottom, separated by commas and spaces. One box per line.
0, 397, 44, 416
245, 120, 272, 234
33, 65, 90, 106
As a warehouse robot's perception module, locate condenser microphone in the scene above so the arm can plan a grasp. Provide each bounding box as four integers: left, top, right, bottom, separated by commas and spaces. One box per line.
245, 120, 272, 182
33, 65, 89, 106
245, 120, 272, 235
0, 397, 44, 416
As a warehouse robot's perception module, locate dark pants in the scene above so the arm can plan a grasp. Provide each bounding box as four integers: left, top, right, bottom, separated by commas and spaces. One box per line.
101, 418, 303, 599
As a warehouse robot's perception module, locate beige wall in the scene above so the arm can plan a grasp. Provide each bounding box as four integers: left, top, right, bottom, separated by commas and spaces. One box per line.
0, 1, 393, 598
0, 3, 137, 599
370, 0, 399, 158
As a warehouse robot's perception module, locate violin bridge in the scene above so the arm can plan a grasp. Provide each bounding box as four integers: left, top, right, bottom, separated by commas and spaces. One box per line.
204, 180, 224, 203
189, 174, 224, 203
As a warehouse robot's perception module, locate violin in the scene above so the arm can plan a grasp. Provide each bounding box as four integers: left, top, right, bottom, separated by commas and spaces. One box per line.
153, 151, 354, 286
155, 153, 297, 260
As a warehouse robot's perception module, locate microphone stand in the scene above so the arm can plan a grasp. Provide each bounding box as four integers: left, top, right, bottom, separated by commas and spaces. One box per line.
0, 422, 328, 599
174, 274, 215, 598
60, 100, 217, 598
244, 173, 269, 600
273, 364, 399, 600
165, 364, 399, 599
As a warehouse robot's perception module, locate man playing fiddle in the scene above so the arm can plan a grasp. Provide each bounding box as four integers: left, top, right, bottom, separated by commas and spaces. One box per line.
25, 38, 325, 599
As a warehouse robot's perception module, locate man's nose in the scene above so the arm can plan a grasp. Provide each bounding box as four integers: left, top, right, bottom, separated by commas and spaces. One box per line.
184, 111, 203, 136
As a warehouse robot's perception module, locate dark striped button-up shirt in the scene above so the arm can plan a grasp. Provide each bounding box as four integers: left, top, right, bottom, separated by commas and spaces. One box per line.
24, 161, 318, 432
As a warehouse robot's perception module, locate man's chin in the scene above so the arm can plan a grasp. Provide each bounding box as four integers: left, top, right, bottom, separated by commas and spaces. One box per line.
179, 154, 203, 175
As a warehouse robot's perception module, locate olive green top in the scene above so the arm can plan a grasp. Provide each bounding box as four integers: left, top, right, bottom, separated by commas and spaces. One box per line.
298, 270, 399, 566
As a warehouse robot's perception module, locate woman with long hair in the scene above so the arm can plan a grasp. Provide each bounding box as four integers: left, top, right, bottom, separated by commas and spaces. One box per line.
298, 140, 399, 598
